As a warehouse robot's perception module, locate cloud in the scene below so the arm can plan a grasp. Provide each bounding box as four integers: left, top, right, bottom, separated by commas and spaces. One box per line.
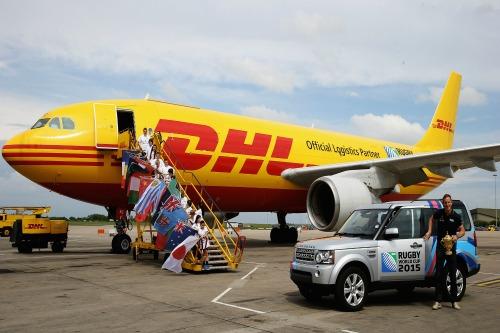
1, 1, 500, 92
240, 105, 301, 125
350, 113, 425, 144
417, 86, 488, 106
0, 92, 56, 140
461, 86, 488, 106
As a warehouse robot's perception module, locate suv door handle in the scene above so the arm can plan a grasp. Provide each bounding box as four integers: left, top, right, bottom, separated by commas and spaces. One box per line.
410, 242, 422, 249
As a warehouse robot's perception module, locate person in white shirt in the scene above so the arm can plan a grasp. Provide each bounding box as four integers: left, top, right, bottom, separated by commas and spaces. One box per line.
137, 128, 149, 153
152, 158, 169, 179
197, 219, 210, 269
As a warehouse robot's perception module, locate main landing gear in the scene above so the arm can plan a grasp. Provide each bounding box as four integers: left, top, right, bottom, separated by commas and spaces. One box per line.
270, 212, 298, 243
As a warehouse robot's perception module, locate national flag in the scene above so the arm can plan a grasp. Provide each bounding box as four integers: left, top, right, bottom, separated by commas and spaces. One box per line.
161, 234, 199, 273
163, 195, 182, 212
168, 178, 181, 198
155, 232, 168, 250
127, 173, 141, 204
165, 222, 197, 251
120, 150, 134, 189
153, 207, 189, 242
134, 179, 167, 221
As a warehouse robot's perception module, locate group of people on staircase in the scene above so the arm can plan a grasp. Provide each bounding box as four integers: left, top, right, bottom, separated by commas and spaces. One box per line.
136, 127, 211, 269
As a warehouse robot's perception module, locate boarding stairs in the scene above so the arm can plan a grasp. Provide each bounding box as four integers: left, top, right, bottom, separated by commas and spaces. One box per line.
149, 132, 245, 272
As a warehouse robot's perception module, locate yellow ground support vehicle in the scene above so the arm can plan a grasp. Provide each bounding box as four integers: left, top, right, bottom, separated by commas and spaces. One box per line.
4, 207, 69, 253
0, 207, 50, 237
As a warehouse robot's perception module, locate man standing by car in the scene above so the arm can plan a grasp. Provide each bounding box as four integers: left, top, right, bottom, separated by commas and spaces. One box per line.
424, 194, 465, 310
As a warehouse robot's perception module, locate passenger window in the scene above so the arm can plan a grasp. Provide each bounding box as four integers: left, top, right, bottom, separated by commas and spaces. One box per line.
453, 207, 471, 231
49, 117, 61, 129
62, 117, 75, 130
31, 118, 50, 129
388, 208, 422, 239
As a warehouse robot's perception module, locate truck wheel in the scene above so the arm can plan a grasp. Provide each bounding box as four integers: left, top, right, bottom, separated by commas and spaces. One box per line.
18, 241, 32, 254
299, 286, 322, 302
51, 241, 64, 253
445, 264, 467, 301
335, 266, 367, 311
112, 234, 131, 254
1, 227, 12, 237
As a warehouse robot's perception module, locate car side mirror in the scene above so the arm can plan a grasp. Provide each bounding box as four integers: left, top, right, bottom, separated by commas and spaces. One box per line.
385, 227, 399, 239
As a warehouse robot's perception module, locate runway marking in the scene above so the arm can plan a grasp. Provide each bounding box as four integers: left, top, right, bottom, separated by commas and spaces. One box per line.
211, 265, 266, 314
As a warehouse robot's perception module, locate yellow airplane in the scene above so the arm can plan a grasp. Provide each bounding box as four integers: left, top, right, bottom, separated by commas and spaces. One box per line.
2, 71, 500, 246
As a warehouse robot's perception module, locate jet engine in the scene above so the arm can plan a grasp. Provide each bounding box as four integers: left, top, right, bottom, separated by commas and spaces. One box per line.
306, 175, 377, 231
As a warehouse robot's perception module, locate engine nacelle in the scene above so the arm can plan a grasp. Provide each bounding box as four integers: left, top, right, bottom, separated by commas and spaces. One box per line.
306, 176, 377, 231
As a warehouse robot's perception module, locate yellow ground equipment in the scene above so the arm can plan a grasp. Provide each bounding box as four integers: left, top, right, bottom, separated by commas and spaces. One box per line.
0, 207, 51, 237
7, 207, 68, 253
131, 217, 159, 261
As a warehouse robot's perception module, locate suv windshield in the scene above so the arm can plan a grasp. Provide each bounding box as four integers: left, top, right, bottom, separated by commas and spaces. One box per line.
337, 209, 389, 238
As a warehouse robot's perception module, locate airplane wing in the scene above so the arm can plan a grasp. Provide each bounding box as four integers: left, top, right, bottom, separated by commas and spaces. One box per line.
282, 143, 500, 187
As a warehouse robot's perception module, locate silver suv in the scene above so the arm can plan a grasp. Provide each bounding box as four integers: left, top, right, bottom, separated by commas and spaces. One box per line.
290, 200, 480, 311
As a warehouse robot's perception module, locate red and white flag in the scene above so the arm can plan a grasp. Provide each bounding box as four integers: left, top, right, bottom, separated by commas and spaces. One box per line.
161, 235, 199, 273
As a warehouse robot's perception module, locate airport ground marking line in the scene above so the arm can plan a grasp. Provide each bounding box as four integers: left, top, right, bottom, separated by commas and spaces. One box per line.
212, 287, 233, 303
211, 265, 266, 314
212, 299, 266, 315
241, 266, 259, 280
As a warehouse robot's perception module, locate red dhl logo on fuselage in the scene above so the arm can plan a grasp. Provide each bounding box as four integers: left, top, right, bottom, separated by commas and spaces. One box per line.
26, 223, 47, 230
432, 119, 453, 133
155, 120, 304, 176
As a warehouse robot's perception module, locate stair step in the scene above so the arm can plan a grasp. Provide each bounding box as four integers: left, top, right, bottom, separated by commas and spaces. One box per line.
208, 259, 228, 265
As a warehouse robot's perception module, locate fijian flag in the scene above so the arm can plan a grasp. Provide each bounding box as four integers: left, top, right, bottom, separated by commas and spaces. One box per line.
165, 222, 197, 252
134, 179, 167, 222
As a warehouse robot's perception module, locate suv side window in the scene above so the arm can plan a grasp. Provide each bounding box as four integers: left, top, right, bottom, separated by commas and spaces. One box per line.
421, 205, 472, 233
388, 208, 422, 239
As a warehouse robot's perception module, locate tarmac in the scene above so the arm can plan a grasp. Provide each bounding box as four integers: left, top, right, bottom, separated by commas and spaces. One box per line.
0, 227, 499, 333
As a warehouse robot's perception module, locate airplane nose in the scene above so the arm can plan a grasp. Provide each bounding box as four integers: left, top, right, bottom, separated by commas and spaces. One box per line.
2, 131, 30, 170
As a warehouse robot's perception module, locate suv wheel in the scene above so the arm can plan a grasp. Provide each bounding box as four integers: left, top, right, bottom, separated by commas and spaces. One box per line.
445, 264, 467, 301
335, 266, 367, 311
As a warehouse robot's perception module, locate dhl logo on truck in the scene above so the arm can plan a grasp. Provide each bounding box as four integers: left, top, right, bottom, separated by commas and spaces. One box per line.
156, 120, 304, 176
26, 223, 48, 230
432, 119, 454, 133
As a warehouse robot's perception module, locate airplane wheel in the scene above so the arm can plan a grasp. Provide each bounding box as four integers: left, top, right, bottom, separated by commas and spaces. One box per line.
270, 227, 279, 243
288, 227, 298, 243
112, 234, 131, 254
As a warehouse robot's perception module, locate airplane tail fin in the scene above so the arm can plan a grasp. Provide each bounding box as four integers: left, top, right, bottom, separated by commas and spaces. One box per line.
414, 72, 462, 152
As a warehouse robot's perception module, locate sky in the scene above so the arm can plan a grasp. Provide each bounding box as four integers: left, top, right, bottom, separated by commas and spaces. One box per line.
0, 1, 499, 223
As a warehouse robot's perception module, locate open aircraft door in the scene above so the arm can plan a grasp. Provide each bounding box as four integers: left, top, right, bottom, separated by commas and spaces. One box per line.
93, 103, 118, 149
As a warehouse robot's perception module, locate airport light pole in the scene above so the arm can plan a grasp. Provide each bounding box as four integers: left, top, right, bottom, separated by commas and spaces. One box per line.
495, 174, 498, 228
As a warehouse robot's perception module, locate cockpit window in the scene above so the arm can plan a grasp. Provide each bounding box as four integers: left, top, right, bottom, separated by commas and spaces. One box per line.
62, 117, 75, 130
49, 117, 61, 129
31, 118, 50, 129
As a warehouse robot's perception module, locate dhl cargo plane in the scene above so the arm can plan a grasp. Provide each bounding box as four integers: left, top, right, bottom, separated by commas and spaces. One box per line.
2, 71, 500, 248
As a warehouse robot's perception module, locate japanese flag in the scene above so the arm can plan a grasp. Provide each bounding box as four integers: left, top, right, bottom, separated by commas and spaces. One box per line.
161, 235, 199, 273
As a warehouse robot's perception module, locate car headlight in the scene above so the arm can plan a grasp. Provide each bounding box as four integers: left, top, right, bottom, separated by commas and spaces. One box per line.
315, 250, 335, 264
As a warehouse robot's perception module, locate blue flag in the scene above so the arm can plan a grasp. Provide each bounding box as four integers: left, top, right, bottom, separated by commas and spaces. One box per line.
166, 222, 198, 251
153, 207, 188, 235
